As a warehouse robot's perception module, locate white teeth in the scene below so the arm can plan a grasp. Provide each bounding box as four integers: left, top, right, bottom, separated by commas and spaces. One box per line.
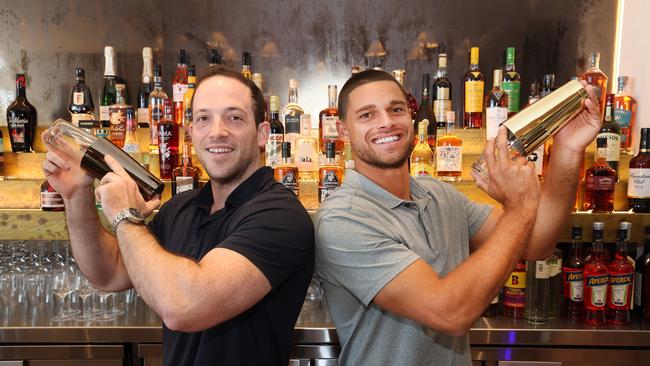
374, 135, 400, 144
208, 148, 233, 153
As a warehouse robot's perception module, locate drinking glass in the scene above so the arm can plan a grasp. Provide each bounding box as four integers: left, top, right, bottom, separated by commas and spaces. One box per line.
51, 269, 74, 321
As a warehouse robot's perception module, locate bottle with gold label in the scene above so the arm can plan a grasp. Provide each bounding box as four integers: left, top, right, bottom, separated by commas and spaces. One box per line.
319, 142, 344, 203
463, 47, 485, 129
436, 111, 462, 182
274, 142, 299, 196
410, 119, 435, 178
182, 65, 196, 143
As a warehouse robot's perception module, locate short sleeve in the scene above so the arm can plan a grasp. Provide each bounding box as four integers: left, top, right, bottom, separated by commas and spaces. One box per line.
218, 199, 315, 290
463, 195, 493, 238
315, 209, 419, 306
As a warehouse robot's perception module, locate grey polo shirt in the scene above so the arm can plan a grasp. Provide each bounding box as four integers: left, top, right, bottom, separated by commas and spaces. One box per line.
315, 169, 493, 366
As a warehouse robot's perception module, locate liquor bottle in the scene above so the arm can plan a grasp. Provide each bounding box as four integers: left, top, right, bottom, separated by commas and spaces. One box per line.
283, 79, 304, 154
436, 111, 462, 183
392, 69, 418, 121
68, 68, 94, 126
485, 69, 509, 140
463, 47, 485, 129
158, 100, 179, 180
432, 54, 452, 128
596, 94, 621, 172
527, 80, 541, 105
295, 114, 318, 183
344, 141, 355, 170
629, 128, 650, 212
274, 142, 299, 196
410, 119, 435, 178
636, 226, 650, 320
414, 73, 436, 149
6, 73, 37, 152
584, 221, 609, 326
109, 85, 129, 148
148, 65, 169, 154
319, 142, 343, 203
319, 85, 343, 154
241, 52, 252, 79
547, 246, 563, 319
583, 137, 616, 212
607, 222, 634, 325
581, 52, 608, 116
525, 259, 550, 323
172, 143, 202, 195
182, 65, 197, 144
563, 225, 585, 320
482, 294, 500, 318
502, 47, 521, 115
122, 108, 140, 157
0, 130, 4, 180
99, 46, 117, 128
614, 76, 637, 152
266, 96, 284, 168
540, 74, 556, 97
40, 180, 64, 211
172, 49, 188, 124
503, 261, 527, 319
209, 49, 223, 67
137, 47, 154, 128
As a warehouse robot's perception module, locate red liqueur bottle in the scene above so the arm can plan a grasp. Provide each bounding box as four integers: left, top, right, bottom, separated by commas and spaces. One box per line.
563, 225, 584, 320
583, 221, 609, 326
607, 222, 634, 325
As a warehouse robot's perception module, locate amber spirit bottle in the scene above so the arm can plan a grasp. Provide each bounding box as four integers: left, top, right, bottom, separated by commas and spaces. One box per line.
485, 69, 509, 140
274, 142, 299, 196
172, 49, 188, 124
392, 69, 418, 121
266, 96, 284, 168
628, 128, 650, 212
7, 73, 37, 152
149, 65, 169, 154
581, 52, 608, 116
432, 54, 452, 128
122, 108, 141, 161
158, 100, 179, 180
410, 119, 435, 178
583, 222, 609, 326
436, 111, 462, 183
503, 261, 527, 319
68, 68, 95, 126
172, 143, 202, 195
607, 222, 634, 325
241, 52, 252, 80
583, 137, 616, 212
40, 180, 64, 211
319, 85, 343, 154
463, 47, 485, 129
319, 142, 343, 203
614, 76, 637, 152
563, 226, 585, 320
596, 94, 620, 172
109, 85, 129, 148
414, 73, 436, 149
502, 47, 521, 115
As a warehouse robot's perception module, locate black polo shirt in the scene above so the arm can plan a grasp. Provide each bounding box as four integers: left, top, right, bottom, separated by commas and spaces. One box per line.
149, 167, 314, 366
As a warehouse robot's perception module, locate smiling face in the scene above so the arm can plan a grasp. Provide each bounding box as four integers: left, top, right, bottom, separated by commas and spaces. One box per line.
339, 80, 414, 170
190, 75, 268, 185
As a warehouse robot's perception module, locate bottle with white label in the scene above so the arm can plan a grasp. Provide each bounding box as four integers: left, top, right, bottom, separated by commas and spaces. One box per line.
295, 114, 318, 183
596, 93, 621, 172
172, 143, 202, 196
525, 260, 550, 323
68, 68, 94, 126
485, 69, 508, 140
137, 47, 154, 128
99, 46, 117, 128
628, 128, 650, 212
432, 53, 452, 129
266, 96, 284, 168
584, 221, 609, 326
436, 111, 462, 183
547, 247, 563, 318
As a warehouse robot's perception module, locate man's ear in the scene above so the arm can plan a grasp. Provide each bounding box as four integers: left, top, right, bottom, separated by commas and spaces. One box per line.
336, 119, 349, 141
257, 121, 270, 148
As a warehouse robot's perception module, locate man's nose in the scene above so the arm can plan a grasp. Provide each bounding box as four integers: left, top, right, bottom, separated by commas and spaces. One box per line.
208, 117, 230, 138
376, 110, 396, 130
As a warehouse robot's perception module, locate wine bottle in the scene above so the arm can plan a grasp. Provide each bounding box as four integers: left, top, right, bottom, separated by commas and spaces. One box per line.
172, 49, 188, 124
463, 47, 485, 129
432, 54, 452, 129
148, 65, 169, 154
158, 100, 179, 180
414, 73, 436, 149
6, 73, 37, 152
137, 47, 154, 128
99, 46, 117, 128
68, 68, 95, 126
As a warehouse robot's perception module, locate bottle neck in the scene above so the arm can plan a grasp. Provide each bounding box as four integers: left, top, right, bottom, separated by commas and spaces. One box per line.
437, 66, 447, 78
328, 89, 337, 108
470, 63, 480, 72
16, 76, 26, 98
505, 62, 515, 72
445, 122, 455, 135
288, 87, 298, 104
142, 57, 153, 83
282, 156, 292, 164
76, 76, 86, 85
104, 54, 116, 77
269, 111, 279, 121
325, 156, 336, 164
182, 144, 193, 165
154, 76, 162, 89
421, 88, 430, 104
418, 125, 427, 144
570, 238, 582, 251
592, 238, 604, 256
616, 240, 628, 256
639, 134, 649, 152
187, 76, 197, 88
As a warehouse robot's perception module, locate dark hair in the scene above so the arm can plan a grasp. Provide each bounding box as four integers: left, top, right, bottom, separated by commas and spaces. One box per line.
338, 69, 408, 121
191, 65, 266, 127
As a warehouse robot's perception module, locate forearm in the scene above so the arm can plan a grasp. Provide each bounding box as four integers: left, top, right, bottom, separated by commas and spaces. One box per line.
525, 146, 583, 259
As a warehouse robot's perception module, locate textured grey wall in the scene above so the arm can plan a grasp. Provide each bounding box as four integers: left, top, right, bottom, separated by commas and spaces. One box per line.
0, 0, 617, 127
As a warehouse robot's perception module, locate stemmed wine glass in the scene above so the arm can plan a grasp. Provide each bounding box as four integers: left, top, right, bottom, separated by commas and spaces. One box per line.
51, 269, 74, 322
74, 275, 95, 321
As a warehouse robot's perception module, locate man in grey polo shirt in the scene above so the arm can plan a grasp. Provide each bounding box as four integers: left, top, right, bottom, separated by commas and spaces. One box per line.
315, 70, 601, 365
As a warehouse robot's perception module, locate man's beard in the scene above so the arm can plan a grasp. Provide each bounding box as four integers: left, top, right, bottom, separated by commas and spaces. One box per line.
355, 138, 415, 169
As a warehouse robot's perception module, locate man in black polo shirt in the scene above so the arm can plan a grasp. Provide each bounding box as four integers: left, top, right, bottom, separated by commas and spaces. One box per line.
41, 66, 315, 365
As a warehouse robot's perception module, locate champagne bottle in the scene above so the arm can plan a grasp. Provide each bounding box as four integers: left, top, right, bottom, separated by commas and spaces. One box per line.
99, 46, 117, 128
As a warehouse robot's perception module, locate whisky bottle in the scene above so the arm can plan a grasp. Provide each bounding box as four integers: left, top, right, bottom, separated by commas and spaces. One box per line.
563, 225, 585, 320
596, 94, 621, 172
148, 65, 169, 154
344, 141, 355, 170
266, 96, 284, 168
583, 137, 616, 212
172, 143, 202, 195
319, 142, 344, 203
503, 261, 527, 319
414, 73, 436, 149
319, 85, 343, 154
581, 52, 608, 116
7, 73, 37, 152
182, 65, 197, 144
274, 142, 299, 196
172, 49, 189, 124
628, 128, 650, 212
109, 84, 129, 148
607, 222, 634, 325
68, 68, 95, 126
392, 69, 418, 121
527, 80, 541, 105
137, 47, 154, 128
410, 119, 435, 178
540, 74, 556, 97
463, 47, 485, 129
636, 226, 650, 320
251, 73, 269, 121
583, 221, 609, 326
41, 180, 65, 211
436, 111, 462, 183
241, 52, 252, 79
295, 114, 318, 182
209, 49, 223, 67
502, 47, 521, 115
99, 46, 117, 128
158, 100, 179, 180
485, 69, 509, 140
283, 79, 304, 154
432, 54, 452, 128
614, 76, 637, 152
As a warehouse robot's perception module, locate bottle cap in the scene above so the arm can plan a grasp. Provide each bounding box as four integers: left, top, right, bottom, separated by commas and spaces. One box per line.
618, 221, 632, 230
188, 65, 196, 77
242, 51, 251, 66
269, 95, 280, 112
142, 47, 152, 59
493, 69, 503, 84
104, 46, 114, 58
178, 49, 187, 64
289, 79, 298, 89
571, 225, 582, 239
75, 68, 84, 77
438, 53, 447, 68
590, 52, 600, 67
592, 221, 605, 230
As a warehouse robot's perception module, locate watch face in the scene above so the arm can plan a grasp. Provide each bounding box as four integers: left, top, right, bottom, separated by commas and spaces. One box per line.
128, 208, 145, 221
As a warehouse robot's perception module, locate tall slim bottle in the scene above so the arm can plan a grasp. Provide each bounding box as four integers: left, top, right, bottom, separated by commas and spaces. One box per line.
636, 226, 650, 320
596, 94, 620, 172
241, 52, 252, 79
614, 76, 637, 152
502, 47, 521, 116
584, 221, 609, 326
172, 49, 188, 124
283, 79, 304, 154
137, 47, 154, 128
99, 46, 117, 128
68, 68, 94, 126
432, 54, 452, 129
410, 119, 435, 178
122, 108, 140, 157
392, 69, 418, 121
182, 65, 197, 144
414, 73, 436, 149
266, 96, 284, 168
209, 49, 223, 67
607, 222, 634, 325
581, 52, 608, 116
525, 259, 550, 323
148, 65, 169, 155
158, 100, 179, 180
540, 74, 556, 97
172, 143, 202, 195
463, 47, 484, 129
319, 85, 343, 154
628, 128, 650, 213
485, 69, 508, 140
563, 225, 585, 320
295, 114, 318, 183
6, 73, 37, 153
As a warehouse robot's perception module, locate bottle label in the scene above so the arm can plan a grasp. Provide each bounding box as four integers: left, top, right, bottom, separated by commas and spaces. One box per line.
597, 132, 621, 163
175, 176, 194, 194
8, 116, 29, 143
123, 143, 139, 153
563, 267, 584, 301
280, 171, 299, 195
502, 80, 521, 113
319, 169, 341, 202
608, 272, 633, 308
485, 107, 508, 139
410, 162, 435, 178
436, 146, 462, 173
585, 175, 615, 191
173, 83, 188, 103
490, 295, 499, 305
322, 116, 339, 139
41, 191, 65, 209
548, 257, 562, 277
634, 272, 643, 307
285, 115, 301, 134
137, 107, 150, 126
73, 91, 85, 105
628, 168, 650, 198
527, 145, 545, 176
504, 270, 526, 308
100, 106, 110, 122
433, 99, 452, 123
464, 81, 484, 113
584, 274, 608, 310
265, 134, 283, 168
535, 260, 550, 279
614, 108, 632, 146
296, 140, 318, 172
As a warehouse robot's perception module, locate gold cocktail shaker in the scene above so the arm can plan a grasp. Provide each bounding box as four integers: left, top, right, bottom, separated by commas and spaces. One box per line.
472, 80, 589, 179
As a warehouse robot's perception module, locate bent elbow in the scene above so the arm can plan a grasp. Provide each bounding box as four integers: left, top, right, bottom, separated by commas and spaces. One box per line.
425, 309, 473, 337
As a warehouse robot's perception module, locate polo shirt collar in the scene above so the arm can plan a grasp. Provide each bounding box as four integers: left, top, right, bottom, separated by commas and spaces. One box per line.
194, 167, 275, 212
